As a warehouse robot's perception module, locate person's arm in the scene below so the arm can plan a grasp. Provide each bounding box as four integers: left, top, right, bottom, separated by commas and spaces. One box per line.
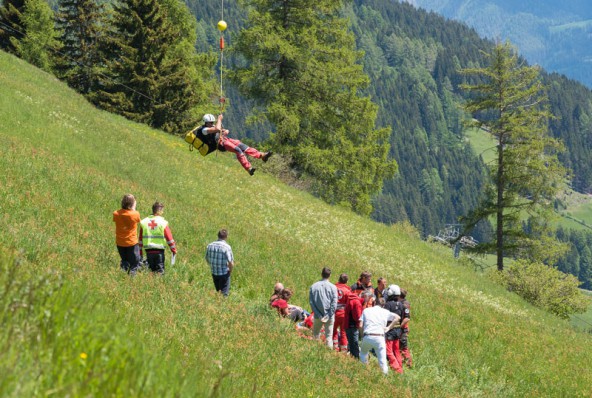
138, 226, 144, 252
385, 313, 402, 332
164, 225, 176, 254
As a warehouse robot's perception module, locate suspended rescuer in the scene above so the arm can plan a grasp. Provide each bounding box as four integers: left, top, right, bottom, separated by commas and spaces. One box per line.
139, 202, 177, 274
197, 114, 272, 175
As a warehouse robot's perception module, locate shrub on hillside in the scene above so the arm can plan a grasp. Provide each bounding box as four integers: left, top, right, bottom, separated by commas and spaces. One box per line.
490, 259, 590, 319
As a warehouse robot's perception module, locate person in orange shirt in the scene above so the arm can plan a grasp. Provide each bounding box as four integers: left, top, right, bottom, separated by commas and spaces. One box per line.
113, 194, 141, 275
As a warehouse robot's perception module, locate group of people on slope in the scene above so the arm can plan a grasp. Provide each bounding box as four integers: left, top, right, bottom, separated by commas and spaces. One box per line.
270, 268, 413, 375
112, 194, 235, 296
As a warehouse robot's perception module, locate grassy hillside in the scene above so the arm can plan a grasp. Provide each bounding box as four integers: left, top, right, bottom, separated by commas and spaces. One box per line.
1, 51, 592, 397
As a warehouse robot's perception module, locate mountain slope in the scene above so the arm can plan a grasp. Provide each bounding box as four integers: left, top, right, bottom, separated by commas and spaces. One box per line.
1, 51, 592, 396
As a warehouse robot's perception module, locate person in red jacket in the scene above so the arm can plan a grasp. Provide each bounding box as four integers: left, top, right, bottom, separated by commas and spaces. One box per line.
113, 194, 141, 275
344, 291, 364, 359
333, 274, 351, 352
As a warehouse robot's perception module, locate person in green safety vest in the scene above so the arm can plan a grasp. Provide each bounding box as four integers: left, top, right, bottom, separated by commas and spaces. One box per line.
139, 202, 177, 274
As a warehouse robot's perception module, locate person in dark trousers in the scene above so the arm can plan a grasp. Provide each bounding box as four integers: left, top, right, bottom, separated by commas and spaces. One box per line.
113, 194, 141, 275
205, 229, 234, 296
139, 202, 177, 274
196, 113, 272, 175
344, 290, 364, 359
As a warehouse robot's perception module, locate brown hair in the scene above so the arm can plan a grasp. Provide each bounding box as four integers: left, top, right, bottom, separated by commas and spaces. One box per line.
121, 194, 135, 210
321, 267, 332, 279
280, 288, 293, 301
218, 229, 228, 240
338, 273, 349, 284
152, 202, 164, 215
360, 271, 372, 280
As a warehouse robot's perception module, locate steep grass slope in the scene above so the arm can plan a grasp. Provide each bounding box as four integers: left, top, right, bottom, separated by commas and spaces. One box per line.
1, 51, 591, 397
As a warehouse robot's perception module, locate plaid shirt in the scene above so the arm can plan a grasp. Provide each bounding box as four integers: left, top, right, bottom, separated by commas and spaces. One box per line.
205, 239, 234, 275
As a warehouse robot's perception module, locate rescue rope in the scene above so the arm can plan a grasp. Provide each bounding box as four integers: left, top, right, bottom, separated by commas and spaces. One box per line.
217, 0, 227, 151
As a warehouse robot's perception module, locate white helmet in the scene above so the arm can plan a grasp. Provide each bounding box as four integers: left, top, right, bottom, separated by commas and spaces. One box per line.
385, 284, 401, 299
203, 114, 215, 123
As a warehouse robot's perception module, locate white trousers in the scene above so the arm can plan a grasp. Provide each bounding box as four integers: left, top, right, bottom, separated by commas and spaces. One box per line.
360, 334, 388, 374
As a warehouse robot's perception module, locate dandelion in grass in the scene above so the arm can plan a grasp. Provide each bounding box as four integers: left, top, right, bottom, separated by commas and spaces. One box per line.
80, 352, 88, 360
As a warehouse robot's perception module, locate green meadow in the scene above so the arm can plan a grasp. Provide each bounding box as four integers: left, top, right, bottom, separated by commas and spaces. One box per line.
1, 51, 592, 397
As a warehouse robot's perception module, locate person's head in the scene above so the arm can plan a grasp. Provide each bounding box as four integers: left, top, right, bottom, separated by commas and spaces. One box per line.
203, 113, 215, 127
361, 290, 375, 308
280, 288, 293, 301
338, 273, 349, 284
152, 201, 164, 216
385, 284, 401, 301
321, 267, 332, 279
218, 229, 228, 240
273, 282, 284, 295
400, 288, 407, 299
377, 277, 387, 290
121, 194, 136, 210
359, 271, 372, 285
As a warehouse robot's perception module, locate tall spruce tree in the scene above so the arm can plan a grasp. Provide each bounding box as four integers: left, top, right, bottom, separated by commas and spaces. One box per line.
460, 42, 568, 271
96, 0, 205, 132
11, 0, 59, 72
0, 0, 25, 54
231, 0, 396, 215
55, 0, 105, 94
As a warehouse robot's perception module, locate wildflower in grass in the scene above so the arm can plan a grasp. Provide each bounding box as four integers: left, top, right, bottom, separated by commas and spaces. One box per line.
80, 352, 87, 360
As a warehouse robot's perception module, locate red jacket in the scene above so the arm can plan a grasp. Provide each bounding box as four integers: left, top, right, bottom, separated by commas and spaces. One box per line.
335, 283, 351, 312
344, 293, 364, 329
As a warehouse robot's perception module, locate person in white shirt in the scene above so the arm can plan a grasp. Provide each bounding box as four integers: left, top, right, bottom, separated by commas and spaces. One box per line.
359, 291, 401, 374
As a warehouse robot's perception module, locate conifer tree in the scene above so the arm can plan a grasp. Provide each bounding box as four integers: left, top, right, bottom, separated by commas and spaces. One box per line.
460, 42, 568, 271
96, 0, 208, 132
232, 0, 397, 215
55, 0, 105, 94
11, 0, 59, 72
0, 0, 25, 54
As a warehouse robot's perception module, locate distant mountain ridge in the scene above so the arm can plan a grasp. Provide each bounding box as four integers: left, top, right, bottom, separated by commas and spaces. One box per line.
408, 0, 592, 88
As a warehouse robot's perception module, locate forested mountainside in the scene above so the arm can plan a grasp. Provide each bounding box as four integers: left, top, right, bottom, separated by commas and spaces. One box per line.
410, 0, 592, 88
188, 0, 592, 238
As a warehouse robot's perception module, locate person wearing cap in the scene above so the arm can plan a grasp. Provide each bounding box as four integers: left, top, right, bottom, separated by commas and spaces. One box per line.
205, 229, 234, 296
383, 284, 409, 374
332, 273, 351, 352
350, 271, 374, 296
359, 291, 401, 375
309, 267, 338, 348
139, 201, 177, 274
196, 113, 272, 175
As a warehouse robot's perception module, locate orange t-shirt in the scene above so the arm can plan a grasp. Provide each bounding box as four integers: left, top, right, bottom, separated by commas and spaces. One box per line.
113, 209, 141, 247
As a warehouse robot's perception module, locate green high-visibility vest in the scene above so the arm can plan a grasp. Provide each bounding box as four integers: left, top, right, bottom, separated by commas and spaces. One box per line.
140, 216, 168, 250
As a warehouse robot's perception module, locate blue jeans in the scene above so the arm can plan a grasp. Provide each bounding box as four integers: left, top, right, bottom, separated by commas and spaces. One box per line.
346, 327, 360, 359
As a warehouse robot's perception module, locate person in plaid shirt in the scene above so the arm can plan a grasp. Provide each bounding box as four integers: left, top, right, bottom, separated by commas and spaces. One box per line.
205, 229, 234, 296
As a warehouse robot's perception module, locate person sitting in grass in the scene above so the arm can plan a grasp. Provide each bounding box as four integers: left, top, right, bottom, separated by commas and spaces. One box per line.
269, 282, 284, 306
271, 288, 309, 322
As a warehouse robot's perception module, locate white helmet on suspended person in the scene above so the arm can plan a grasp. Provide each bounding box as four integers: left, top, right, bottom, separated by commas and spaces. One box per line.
385, 284, 401, 299
203, 114, 216, 123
